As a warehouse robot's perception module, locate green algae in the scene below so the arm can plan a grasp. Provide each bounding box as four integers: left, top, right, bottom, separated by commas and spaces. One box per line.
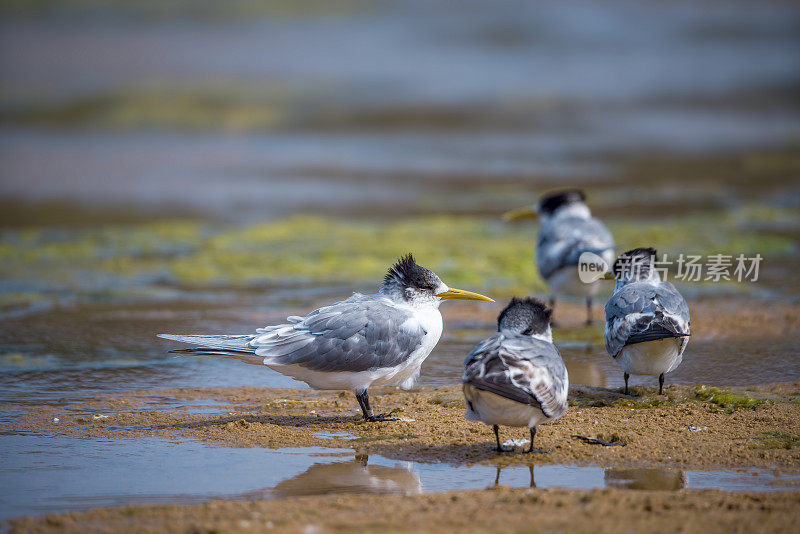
0, 208, 796, 310
757, 431, 800, 450
568, 386, 676, 409
169, 215, 544, 294
3, 84, 291, 132
693, 385, 771, 413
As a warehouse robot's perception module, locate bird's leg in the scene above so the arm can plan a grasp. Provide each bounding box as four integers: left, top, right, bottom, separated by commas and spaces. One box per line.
659, 373, 665, 395
585, 296, 593, 326
355, 389, 372, 420
357, 389, 398, 422
624, 373, 630, 395
493, 425, 509, 452
526, 426, 551, 454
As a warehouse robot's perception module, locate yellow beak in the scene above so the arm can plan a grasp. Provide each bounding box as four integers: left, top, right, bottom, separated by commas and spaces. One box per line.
502, 206, 538, 222
436, 287, 494, 302
601, 272, 616, 280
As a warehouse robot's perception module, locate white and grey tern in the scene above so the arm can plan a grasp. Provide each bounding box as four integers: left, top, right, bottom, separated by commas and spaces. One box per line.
463, 297, 568, 453
504, 189, 615, 325
158, 254, 493, 421
603, 247, 691, 395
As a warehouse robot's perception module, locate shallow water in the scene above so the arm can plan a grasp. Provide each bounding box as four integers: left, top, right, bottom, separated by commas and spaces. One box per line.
1, 293, 799, 406
2, 300, 799, 407
1, 435, 798, 521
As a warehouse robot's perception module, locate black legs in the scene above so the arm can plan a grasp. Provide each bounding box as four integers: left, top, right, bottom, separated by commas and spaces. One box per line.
526, 426, 551, 454
622, 373, 665, 396
493, 425, 505, 452
354, 389, 398, 422
526, 427, 537, 453
355, 389, 371, 419
586, 296, 593, 326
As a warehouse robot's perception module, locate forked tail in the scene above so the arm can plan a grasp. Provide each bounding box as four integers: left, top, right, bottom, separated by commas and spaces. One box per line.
157, 334, 264, 365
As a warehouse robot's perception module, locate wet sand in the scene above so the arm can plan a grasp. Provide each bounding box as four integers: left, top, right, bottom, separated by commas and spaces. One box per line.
10, 486, 800, 534
5, 381, 800, 533
8, 382, 800, 469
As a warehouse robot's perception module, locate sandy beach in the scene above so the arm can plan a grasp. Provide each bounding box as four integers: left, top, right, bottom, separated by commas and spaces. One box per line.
5, 379, 800, 533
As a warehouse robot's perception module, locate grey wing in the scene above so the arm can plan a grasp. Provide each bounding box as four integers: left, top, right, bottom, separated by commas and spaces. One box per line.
464, 334, 568, 419
537, 217, 615, 279
253, 296, 426, 372
604, 282, 691, 357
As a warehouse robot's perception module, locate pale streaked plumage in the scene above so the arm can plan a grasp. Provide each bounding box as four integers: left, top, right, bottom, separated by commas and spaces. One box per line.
463, 297, 568, 453
604, 248, 691, 394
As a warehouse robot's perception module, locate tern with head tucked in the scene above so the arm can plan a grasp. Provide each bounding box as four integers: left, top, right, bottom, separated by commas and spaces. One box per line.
604, 248, 691, 395
463, 297, 568, 453
504, 189, 614, 325
158, 254, 492, 422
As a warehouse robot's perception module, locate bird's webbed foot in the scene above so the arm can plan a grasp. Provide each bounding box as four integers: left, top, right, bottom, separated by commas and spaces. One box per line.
364, 412, 399, 422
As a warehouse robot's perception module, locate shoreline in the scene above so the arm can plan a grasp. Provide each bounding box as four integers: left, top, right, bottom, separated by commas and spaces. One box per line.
5, 382, 799, 469
3, 381, 799, 531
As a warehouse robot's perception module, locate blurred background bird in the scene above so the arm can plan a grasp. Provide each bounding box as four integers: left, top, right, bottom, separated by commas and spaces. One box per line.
463, 297, 568, 453
159, 254, 492, 421
504, 189, 615, 326
603, 248, 691, 394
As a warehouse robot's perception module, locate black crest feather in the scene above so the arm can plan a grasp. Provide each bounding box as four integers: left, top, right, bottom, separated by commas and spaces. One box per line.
383, 253, 440, 291
497, 297, 553, 335
537, 189, 586, 215
613, 247, 658, 279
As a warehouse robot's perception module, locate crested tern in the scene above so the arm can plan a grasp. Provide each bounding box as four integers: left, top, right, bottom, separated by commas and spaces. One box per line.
158, 254, 492, 422
462, 297, 568, 453
603, 247, 691, 395
504, 189, 615, 325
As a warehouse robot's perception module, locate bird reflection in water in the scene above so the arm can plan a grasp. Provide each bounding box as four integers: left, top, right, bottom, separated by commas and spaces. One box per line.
272, 454, 422, 497
494, 465, 536, 488
604, 468, 686, 490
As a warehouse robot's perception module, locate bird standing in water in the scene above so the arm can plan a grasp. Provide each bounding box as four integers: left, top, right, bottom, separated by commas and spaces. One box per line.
604, 248, 691, 395
504, 189, 614, 325
158, 254, 492, 421
463, 297, 568, 453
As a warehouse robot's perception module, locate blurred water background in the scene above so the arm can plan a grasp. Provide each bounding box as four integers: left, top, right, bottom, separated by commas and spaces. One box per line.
1, 0, 800, 402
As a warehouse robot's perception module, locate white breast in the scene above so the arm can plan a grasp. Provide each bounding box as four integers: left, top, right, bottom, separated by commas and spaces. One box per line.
371, 306, 443, 389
